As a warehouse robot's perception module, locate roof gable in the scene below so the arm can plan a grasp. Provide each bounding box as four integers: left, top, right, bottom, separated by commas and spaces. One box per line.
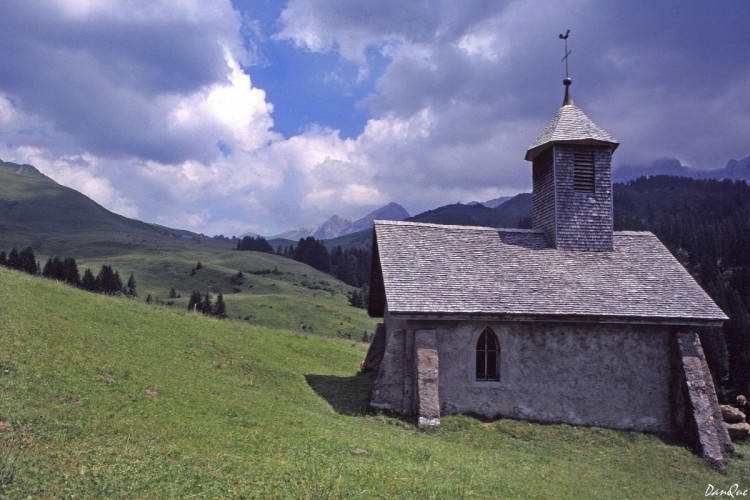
369, 220, 726, 323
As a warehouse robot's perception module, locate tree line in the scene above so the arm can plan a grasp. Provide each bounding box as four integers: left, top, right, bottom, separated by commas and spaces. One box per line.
1, 246, 136, 297
187, 291, 227, 318
235, 235, 372, 300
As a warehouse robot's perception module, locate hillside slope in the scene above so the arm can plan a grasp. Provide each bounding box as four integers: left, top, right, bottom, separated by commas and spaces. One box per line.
0, 168, 156, 235
0, 162, 200, 256
0, 268, 747, 496
76, 247, 376, 338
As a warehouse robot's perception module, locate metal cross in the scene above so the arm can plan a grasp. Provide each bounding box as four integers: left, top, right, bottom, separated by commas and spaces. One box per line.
559, 30, 571, 79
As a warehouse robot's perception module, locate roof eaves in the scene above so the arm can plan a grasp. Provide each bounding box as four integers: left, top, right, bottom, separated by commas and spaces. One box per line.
387, 310, 727, 326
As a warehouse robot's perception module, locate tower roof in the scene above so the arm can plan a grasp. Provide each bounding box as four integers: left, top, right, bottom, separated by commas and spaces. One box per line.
525, 87, 619, 162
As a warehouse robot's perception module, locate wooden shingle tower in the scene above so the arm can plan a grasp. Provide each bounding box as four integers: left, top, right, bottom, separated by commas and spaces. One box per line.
524, 75, 619, 251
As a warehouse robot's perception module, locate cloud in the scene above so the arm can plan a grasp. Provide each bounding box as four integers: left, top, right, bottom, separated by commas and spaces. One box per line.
278, 0, 750, 179
0, 0, 247, 162
275, 0, 503, 62
1, 1, 749, 237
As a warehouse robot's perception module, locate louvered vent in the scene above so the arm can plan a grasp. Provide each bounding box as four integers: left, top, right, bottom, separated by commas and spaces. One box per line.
573, 152, 595, 192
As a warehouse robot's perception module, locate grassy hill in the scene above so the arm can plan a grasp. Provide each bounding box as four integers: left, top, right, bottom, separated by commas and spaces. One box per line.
75, 248, 375, 338
0, 161, 201, 257
1, 268, 748, 496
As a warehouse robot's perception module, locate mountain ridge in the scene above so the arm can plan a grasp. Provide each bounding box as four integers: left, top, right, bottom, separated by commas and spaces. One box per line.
268, 202, 411, 241
614, 156, 750, 183
0, 159, 56, 183
0, 160, 204, 256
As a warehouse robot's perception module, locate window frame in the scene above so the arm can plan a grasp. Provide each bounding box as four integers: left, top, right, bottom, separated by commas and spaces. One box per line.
475, 327, 501, 382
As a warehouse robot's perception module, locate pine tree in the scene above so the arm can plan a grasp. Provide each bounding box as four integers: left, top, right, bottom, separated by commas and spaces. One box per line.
126, 273, 137, 297
62, 257, 80, 286
348, 289, 362, 308
18, 247, 38, 275
42, 257, 56, 279
7, 248, 20, 270
113, 271, 124, 294
213, 293, 227, 318
187, 291, 202, 312
81, 268, 97, 291
200, 293, 212, 315
96, 265, 122, 295
293, 237, 331, 272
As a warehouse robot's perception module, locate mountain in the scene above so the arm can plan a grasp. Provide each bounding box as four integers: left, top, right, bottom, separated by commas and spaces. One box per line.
313, 214, 352, 240
722, 156, 750, 180
313, 203, 410, 240
614, 156, 750, 183
407, 193, 531, 229
482, 196, 513, 208
292, 202, 410, 241
0, 159, 55, 182
314, 195, 531, 252
346, 202, 410, 234
0, 160, 203, 256
267, 224, 319, 240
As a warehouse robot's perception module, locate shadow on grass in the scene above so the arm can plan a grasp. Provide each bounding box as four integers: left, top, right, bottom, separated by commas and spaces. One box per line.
305, 371, 376, 416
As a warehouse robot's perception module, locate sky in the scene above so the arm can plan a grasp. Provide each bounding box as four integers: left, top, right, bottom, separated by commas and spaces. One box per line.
0, 1, 748, 237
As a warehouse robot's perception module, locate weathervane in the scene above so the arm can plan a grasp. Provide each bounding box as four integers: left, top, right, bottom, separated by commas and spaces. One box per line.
559, 29, 573, 105
559, 29, 571, 80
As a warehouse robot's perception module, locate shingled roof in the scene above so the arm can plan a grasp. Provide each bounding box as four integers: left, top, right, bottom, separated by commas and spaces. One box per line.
368, 220, 727, 324
525, 102, 619, 161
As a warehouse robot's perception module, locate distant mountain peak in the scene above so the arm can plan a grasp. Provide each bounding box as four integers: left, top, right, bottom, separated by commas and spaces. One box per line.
614, 155, 750, 183
266, 224, 319, 241
352, 203, 409, 227
272, 202, 411, 241
313, 214, 352, 240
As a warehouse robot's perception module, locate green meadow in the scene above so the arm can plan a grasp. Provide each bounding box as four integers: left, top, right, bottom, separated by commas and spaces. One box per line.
1, 267, 748, 497
73, 247, 374, 339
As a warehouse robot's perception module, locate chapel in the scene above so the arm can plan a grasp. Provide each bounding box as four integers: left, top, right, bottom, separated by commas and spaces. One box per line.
364, 75, 734, 470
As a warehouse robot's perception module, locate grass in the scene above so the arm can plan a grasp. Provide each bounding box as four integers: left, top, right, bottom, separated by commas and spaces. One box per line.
1, 267, 748, 497
74, 248, 375, 338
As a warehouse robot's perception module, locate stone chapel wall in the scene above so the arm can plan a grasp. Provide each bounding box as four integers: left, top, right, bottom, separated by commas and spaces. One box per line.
421, 321, 672, 432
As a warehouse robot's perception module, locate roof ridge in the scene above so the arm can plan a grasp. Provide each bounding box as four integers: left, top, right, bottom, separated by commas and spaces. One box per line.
374, 220, 546, 233
374, 219, 654, 238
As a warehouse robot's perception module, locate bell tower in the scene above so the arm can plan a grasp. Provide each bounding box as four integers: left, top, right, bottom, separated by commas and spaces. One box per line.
524, 32, 619, 252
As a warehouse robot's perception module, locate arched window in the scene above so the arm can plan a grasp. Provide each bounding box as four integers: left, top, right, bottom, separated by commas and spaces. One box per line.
476, 327, 500, 381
